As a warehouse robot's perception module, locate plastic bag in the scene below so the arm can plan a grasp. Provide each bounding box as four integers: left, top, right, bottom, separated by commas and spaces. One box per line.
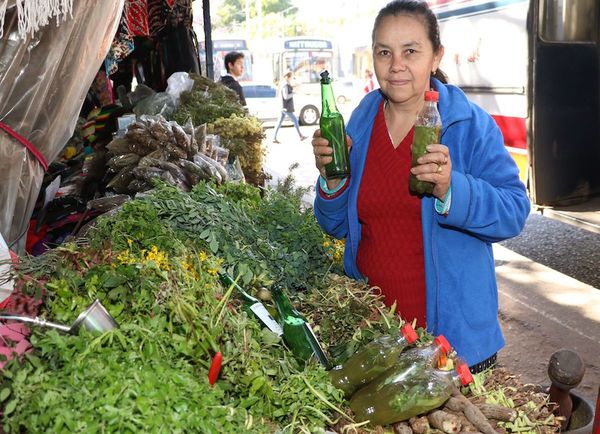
106, 164, 137, 193
107, 153, 140, 170
226, 156, 246, 183
0, 0, 124, 250
86, 195, 130, 212
123, 84, 156, 108
133, 92, 176, 118
166, 72, 194, 105
212, 146, 230, 166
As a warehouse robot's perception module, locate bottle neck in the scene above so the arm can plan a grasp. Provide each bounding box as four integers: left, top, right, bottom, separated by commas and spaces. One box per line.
419, 342, 446, 363
219, 273, 258, 304
271, 285, 298, 317
396, 335, 408, 346
321, 82, 338, 114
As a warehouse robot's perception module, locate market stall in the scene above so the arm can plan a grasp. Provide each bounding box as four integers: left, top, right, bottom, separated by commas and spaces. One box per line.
0, 179, 590, 433
0, 2, 596, 434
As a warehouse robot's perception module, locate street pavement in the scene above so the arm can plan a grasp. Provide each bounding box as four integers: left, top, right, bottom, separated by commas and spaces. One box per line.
261, 122, 600, 403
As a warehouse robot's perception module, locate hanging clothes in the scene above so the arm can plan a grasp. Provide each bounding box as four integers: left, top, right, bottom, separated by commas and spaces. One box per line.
148, 0, 200, 88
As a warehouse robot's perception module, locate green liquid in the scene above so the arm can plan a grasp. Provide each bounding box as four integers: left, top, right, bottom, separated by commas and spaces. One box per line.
350, 365, 451, 426
321, 113, 350, 179
329, 335, 409, 397
410, 125, 441, 195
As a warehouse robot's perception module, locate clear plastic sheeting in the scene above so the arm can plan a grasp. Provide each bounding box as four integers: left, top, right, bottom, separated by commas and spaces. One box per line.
0, 0, 124, 251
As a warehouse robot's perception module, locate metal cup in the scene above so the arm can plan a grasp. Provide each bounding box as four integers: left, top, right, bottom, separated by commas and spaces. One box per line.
70, 299, 118, 333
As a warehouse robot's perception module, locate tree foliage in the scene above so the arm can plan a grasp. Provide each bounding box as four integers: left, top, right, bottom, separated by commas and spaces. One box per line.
216, 0, 296, 30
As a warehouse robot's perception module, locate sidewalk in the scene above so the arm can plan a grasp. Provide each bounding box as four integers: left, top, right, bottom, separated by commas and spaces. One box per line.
494, 244, 600, 402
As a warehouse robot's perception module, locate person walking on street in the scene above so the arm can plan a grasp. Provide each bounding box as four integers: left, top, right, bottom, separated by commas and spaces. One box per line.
273, 72, 308, 143
220, 51, 246, 106
363, 68, 375, 94
311, 0, 530, 372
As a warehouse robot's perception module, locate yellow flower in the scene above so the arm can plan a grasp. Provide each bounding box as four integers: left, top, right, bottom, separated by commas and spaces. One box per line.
207, 268, 218, 276
198, 251, 207, 262
116, 249, 136, 265
181, 259, 199, 280
127, 238, 133, 247
322, 241, 331, 248
142, 245, 170, 270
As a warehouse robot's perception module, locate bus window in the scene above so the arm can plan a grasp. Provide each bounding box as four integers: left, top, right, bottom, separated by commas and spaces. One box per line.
539, 0, 598, 42
282, 52, 332, 84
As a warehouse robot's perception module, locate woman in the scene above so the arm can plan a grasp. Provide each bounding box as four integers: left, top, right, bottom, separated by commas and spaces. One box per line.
363, 69, 375, 94
312, 0, 530, 371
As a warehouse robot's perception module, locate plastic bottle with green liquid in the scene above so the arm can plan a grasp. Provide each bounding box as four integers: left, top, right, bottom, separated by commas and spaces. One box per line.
350, 360, 473, 426
410, 90, 442, 195
329, 323, 418, 397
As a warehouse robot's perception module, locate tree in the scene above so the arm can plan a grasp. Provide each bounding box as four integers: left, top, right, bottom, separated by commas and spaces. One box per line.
215, 0, 296, 30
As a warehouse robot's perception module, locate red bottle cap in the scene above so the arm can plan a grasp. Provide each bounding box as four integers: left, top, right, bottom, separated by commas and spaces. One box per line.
456, 362, 474, 386
434, 335, 452, 354
401, 323, 418, 344
424, 90, 439, 102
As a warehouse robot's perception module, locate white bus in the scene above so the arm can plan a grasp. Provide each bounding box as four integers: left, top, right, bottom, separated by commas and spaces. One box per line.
272, 37, 340, 97
200, 39, 253, 81
429, 0, 529, 180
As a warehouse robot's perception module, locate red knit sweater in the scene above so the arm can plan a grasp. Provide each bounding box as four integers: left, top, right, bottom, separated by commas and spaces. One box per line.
356, 102, 427, 327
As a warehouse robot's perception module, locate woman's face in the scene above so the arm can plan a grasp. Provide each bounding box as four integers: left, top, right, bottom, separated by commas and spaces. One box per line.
373, 14, 443, 106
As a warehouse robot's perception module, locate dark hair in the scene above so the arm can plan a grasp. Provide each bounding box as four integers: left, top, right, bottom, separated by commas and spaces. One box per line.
372, 0, 448, 84
224, 51, 244, 73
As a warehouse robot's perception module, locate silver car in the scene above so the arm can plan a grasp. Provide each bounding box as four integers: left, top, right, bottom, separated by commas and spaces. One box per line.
242, 83, 321, 126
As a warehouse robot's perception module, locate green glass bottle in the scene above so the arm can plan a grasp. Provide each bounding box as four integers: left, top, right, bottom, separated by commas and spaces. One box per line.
271, 285, 330, 368
410, 90, 442, 195
319, 70, 350, 179
219, 273, 283, 336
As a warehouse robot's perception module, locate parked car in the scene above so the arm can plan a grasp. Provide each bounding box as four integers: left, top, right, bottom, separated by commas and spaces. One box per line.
241, 83, 320, 126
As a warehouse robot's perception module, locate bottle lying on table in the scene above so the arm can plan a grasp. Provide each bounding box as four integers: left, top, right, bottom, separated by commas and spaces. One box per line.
329, 323, 418, 397
271, 284, 330, 368
219, 273, 282, 336
350, 360, 473, 426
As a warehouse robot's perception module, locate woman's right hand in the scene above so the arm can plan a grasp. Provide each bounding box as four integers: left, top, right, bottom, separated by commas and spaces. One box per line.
311, 129, 352, 188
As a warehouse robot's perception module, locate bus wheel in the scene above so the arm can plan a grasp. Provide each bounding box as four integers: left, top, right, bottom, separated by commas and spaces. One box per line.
300, 105, 320, 126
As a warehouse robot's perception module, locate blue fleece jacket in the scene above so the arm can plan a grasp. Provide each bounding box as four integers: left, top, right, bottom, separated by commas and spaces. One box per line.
313, 79, 530, 365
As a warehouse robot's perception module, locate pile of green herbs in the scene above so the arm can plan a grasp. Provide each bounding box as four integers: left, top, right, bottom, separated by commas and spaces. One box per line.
0, 180, 406, 433
172, 74, 246, 126
95, 181, 341, 290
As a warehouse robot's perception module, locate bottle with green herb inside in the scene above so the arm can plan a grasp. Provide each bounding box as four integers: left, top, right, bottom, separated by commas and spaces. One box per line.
350, 361, 473, 426
271, 285, 330, 368
329, 323, 418, 397
219, 273, 283, 336
320, 70, 350, 179
410, 90, 442, 195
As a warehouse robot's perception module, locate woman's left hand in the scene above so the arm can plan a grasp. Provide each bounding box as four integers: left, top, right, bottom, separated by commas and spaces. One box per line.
410, 144, 451, 200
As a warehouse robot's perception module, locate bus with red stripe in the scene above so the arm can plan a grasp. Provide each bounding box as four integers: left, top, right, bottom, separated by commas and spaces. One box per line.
428, 0, 529, 181
430, 0, 600, 208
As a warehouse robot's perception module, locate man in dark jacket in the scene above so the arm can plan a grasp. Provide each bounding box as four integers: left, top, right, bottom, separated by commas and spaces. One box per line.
220, 51, 246, 106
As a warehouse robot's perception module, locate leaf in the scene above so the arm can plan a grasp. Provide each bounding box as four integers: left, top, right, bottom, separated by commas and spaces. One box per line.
209, 238, 219, 253
3, 399, 17, 416
103, 275, 127, 289
0, 388, 11, 402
